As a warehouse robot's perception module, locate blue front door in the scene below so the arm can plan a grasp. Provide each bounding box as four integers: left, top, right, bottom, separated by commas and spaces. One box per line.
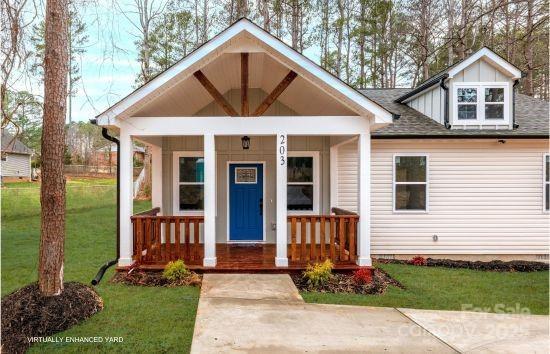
229, 163, 263, 241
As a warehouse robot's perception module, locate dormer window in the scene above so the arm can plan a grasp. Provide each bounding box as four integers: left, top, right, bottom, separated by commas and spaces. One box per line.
453, 83, 510, 126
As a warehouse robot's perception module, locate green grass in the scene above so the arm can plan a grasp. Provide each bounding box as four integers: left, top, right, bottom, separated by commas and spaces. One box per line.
1, 178, 199, 353
302, 262, 549, 315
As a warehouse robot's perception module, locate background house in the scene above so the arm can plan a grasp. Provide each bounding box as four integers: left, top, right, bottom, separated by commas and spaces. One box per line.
1, 130, 33, 182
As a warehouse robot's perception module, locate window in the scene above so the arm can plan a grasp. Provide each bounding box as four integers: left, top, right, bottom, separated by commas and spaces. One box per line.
173, 152, 204, 213
287, 152, 319, 213
454, 83, 509, 125
545, 154, 549, 211
394, 155, 428, 212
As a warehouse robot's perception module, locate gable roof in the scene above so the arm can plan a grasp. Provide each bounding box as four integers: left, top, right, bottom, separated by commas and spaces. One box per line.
396, 47, 523, 103
1, 130, 33, 154
96, 18, 393, 124
362, 89, 549, 138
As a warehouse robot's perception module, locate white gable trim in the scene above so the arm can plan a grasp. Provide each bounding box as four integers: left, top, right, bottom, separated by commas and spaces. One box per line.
96, 19, 393, 125
447, 47, 522, 80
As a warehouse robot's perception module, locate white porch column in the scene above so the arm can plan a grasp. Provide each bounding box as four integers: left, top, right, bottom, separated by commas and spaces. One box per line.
203, 134, 217, 267
119, 128, 134, 266
275, 133, 288, 267
150, 144, 163, 213
357, 132, 372, 266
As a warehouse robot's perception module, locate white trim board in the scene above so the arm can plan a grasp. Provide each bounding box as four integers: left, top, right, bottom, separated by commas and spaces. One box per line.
226, 161, 267, 243
96, 19, 392, 125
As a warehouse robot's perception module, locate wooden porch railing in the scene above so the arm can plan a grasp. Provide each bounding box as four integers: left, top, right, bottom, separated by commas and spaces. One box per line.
131, 211, 204, 265
287, 213, 359, 264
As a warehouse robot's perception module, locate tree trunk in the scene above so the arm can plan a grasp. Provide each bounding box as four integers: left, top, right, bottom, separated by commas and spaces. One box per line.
524, 0, 534, 96
39, 0, 69, 296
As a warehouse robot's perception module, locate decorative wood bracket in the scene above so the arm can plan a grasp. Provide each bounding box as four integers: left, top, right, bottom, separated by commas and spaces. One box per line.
253, 71, 297, 116
194, 70, 239, 116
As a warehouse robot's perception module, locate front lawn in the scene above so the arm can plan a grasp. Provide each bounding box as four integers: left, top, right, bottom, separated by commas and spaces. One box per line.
302, 262, 549, 315
1, 178, 199, 353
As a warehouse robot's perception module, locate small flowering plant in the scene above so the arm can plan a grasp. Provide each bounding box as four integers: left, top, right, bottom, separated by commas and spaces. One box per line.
410, 256, 427, 266
352, 268, 372, 285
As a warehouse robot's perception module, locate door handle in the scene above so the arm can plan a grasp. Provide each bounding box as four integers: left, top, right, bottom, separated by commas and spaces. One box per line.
259, 198, 263, 216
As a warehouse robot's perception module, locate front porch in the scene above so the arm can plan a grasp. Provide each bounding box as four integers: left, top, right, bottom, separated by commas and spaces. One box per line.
130, 208, 361, 271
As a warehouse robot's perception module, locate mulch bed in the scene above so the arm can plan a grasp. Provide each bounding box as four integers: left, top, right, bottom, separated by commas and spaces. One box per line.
291, 269, 404, 295
376, 258, 549, 272
110, 269, 202, 287
1, 282, 103, 354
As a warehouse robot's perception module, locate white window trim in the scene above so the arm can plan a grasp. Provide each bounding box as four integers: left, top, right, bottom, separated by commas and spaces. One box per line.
544, 153, 549, 213
393, 153, 429, 213
287, 151, 320, 215
172, 151, 204, 216
452, 82, 510, 126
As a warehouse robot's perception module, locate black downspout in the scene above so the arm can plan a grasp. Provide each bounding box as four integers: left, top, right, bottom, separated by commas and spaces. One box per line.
90, 119, 120, 285
439, 74, 451, 129
512, 79, 520, 129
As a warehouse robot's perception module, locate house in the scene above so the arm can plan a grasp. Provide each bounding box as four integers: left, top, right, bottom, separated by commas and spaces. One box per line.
94, 144, 146, 168
1, 130, 33, 182
94, 19, 549, 271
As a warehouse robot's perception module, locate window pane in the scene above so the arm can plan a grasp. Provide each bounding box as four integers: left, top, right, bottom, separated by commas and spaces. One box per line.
180, 157, 204, 183
288, 157, 313, 183
457, 88, 477, 102
485, 104, 504, 119
485, 88, 504, 102
545, 156, 549, 182
458, 104, 477, 119
287, 184, 313, 210
546, 184, 549, 211
179, 185, 204, 210
395, 156, 426, 182
396, 184, 426, 210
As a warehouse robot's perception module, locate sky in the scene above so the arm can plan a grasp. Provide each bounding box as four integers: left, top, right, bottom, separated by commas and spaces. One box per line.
14, 0, 325, 123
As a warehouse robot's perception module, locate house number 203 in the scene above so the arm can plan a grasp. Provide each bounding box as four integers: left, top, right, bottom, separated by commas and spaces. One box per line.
278, 134, 286, 166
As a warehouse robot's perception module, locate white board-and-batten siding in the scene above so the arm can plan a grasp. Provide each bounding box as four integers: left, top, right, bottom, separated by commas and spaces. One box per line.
333, 139, 359, 212
1, 153, 31, 178
371, 139, 549, 255
408, 86, 445, 124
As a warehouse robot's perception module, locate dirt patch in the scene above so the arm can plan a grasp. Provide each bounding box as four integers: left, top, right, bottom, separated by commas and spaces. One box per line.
291, 269, 403, 295
110, 269, 202, 287
1, 282, 103, 354
376, 258, 549, 272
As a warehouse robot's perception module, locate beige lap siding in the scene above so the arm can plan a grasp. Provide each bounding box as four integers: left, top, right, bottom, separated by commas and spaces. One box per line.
371, 139, 550, 255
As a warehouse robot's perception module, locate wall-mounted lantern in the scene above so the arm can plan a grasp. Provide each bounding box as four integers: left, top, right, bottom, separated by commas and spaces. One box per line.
241, 136, 250, 150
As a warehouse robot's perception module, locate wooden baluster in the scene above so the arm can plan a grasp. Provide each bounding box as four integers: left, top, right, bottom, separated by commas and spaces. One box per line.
310, 216, 316, 261
329, 217, 336, 261
300, 217, 307, 261
339, 217, 346, 262
290, 217, 297, 261
349, 217, 356, 261
185, 218, 191, 261
135, 218, 143, 262
320, 216, 326, 260
156, 218, 162, 261
175, 217, 181, 260
165, 218, 172, 261
193, 219, 200, 262
145, 219, 152, 261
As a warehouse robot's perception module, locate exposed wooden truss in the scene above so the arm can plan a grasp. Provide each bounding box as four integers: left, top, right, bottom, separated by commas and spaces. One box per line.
193, 70, 239, 116
241, 53, 249, 116
252, 71, 297, 116
193, 54, 297, 117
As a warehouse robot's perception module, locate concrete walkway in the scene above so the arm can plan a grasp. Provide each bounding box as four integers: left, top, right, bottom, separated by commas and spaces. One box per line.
191, 274, 549, 353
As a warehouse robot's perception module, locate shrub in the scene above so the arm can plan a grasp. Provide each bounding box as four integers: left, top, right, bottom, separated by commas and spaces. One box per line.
410, 256, 427, 266
303, 259, 333, 287
162, 260, 190, 282
352, 268, 372, 285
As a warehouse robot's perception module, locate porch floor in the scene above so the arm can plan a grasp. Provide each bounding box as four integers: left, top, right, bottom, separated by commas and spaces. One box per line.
134, 244, 361, 273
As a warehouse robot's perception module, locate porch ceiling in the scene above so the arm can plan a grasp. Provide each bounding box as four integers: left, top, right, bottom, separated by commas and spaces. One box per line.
133, 52, 356, 117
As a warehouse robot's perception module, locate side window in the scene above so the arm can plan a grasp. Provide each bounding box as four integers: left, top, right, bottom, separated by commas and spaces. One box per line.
394, 155, 428, 212
287, 152, 319, 213
545, 154, 549, 211
177, 155, 204, 211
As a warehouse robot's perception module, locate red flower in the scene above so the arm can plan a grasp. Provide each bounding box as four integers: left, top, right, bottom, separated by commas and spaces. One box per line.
410, 256, 427, 266
352, 268, 372, 284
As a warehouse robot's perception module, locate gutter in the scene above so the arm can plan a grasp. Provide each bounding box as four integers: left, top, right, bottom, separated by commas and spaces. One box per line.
439, 74, 451, 129
512, 79, 520, 129
371, 134, 548, 140
90, 118, 120, 285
